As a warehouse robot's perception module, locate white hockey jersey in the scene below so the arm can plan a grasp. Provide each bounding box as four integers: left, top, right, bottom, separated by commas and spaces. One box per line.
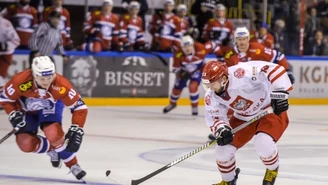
0, 16, 20, 55
204, 60, 293, 133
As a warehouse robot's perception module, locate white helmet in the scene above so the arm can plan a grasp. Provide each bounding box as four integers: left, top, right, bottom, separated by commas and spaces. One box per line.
177, 4, 187, 11
129, 1, 140, 9
181, 35, 194, 47
234, 27, 250, 40
31, 56, 55, 77
164, 0, 175, 5
103, 0, 113, 5
215, 4, 226, 10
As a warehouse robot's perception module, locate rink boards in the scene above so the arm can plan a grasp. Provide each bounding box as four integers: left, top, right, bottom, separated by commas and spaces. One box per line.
9, 50, 328, 105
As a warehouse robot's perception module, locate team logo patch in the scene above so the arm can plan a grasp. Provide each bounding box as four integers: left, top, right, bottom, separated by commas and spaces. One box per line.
230, 95, 253, 111
234, 68, 245, 78
59, 87, 66, 94
19, 81, 33, 92
205, 95, 211, 106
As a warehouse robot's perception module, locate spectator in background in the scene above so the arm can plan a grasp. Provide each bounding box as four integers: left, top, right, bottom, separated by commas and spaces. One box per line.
273, 19, 287, 53
176, 4, 199, 39
121, 0, 148, 30
2, 0, 38, 49
0, 15, 20, 96
250, 23, 275, 48
42, 0, 73, 50
304, 30, 326, 56
119, 1, 145, 51
28, 11, 68, 67
79, 0, 119, 53
30, 0, 52, 20
191, 0, 216, 42
149, 0, 182, 52
309, 7, 321, 36
202, 4, 233, 47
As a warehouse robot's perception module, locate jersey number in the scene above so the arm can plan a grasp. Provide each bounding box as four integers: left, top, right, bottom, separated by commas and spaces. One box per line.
68, 89, 76, 100
6, 84, 15, 96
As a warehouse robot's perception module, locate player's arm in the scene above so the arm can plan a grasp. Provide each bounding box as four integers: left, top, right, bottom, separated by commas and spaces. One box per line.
61, 84, 88, 153
65, 10, 71, 39
4, 20, 20, 51
112, 16, 120, 44
118, 16, 128, 44
31, 7, 38, 28
83, 12, 94, 34
204, 94, 232, 146
136, 19, 145, 45
0, 79, 26, 129
258, 62, 293, 115
262, 46, 295, 84
173, 17, 182, 46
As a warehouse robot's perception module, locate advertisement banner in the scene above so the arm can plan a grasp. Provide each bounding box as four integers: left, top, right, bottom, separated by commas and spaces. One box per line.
7, 54, 63, 80
289, 61, 328, 98
64, 55, 169, 97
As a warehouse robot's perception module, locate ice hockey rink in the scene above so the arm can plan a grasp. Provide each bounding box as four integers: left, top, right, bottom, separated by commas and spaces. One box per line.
0, 105, 327, 185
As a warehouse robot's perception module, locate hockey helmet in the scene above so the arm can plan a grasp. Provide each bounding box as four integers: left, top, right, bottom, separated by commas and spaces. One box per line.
103, 0, 113, 5
234, 27, 250, 40
32, 56, 56, 77
129, 1, 140, 9
201, 61, 228, 91
177, 4, 187, 12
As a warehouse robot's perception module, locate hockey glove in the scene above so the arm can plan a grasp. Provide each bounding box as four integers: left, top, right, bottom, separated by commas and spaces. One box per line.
270, 91, 289, 115
65, 125, 84, 153
8, 110, 26, 128
215, 124, 233, 146
176, 70, 190, 80
0, 42, 8, 51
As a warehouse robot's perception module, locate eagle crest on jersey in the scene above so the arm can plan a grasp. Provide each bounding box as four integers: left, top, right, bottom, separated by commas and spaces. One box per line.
229, 96, 253, 111
233, 68, 245, 78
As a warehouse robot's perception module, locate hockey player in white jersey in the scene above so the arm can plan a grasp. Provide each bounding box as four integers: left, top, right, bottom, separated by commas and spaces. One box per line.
201, 60, 292, 185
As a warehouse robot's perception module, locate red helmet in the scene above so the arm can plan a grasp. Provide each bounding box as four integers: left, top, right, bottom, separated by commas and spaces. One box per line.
201, 61, 228, 84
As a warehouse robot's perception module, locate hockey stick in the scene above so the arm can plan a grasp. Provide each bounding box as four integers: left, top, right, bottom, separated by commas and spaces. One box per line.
0, 127, 19, 145
139, 50, 168, 66
130, 108, 273, 185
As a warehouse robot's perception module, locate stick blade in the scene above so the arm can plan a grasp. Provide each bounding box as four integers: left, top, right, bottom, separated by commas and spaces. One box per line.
131, 179, 140, 185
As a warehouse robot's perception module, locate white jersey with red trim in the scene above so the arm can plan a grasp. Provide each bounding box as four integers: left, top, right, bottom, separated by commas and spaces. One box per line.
204, 60, 292, 133
0, 16, 20, 55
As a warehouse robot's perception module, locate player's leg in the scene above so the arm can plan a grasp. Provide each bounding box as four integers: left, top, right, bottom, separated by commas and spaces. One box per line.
253, 111, 289, 185
213, 116, 258, 184
15, 113, 51, 155
163, 76, 188, 113
78, 40, 102, 53
0, 54, 13, 110
188, 70, 202, 115
39, 100, 86, 180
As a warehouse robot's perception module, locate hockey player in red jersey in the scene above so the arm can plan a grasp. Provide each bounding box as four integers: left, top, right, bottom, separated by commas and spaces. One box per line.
202, 4, 233, 47
202, 60, 292, 185
118, 1, 145, 51
2, 0, 38, 49
0, 56, 88, 180
149, 0, 182, 51
80, 0, 120, 52
42, 0, 73, 50
224, 27, 295, 84
163, 35, 206, 115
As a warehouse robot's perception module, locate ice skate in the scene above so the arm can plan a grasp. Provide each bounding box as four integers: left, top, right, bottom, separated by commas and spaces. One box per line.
47, 150, 62, 168
70, 164, 87, 180
192, 107, 198, 116
263, 167, 279, 185
213, 168, 240, 185
163, 103, 176, 113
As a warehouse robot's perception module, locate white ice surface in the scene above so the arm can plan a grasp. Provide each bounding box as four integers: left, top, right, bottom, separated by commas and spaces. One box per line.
0, 105, 328, 185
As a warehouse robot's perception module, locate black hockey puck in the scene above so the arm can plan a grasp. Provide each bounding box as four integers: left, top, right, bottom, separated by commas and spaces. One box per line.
106, 170, 111, 177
